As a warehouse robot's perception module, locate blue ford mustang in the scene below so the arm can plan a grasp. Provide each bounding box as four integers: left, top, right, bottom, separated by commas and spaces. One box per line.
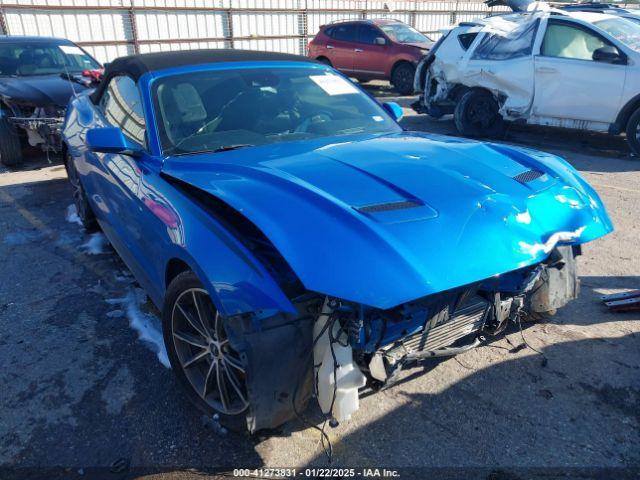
63, 49, 612, 432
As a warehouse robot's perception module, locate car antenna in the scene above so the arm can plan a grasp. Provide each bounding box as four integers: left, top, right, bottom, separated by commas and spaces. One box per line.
61, 53, 80, 100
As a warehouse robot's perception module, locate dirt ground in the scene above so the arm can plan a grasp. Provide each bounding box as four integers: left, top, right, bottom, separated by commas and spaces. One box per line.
0, 84, 639, 479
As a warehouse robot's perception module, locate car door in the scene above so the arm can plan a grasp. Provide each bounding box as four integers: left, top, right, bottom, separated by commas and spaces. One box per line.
89, 75, 151, 284
352, 23, 389, 78
325, 23, 357, 73
533, 19, 626, 125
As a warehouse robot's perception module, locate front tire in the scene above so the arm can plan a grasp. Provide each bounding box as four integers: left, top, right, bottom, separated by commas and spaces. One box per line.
454, 89, 505, 138
0, 115, 23, 167
391, 62, 415, 96
625, 107, 640, 157
65, 152, 98, 232
163, 271, 249, 429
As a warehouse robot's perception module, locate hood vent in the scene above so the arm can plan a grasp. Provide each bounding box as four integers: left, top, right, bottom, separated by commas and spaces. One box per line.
513, 169, 544, 184
357, 200, 422, 214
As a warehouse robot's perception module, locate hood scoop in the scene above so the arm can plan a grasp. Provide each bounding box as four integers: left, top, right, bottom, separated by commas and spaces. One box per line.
357, 200, 422, 214
513, 169, 545, 184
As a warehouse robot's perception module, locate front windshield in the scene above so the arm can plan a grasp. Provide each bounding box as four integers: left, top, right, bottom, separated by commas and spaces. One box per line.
380, 23, 431, 44
595, 17, 640, 52
0, 42, 100, 77
153, 67, 402, 156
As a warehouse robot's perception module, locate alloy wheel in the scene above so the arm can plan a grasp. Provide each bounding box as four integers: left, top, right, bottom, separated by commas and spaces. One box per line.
170, 288, 249, 415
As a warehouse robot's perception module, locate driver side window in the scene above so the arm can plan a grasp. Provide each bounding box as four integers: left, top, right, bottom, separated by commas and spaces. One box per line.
100, 75, 146, 147
541, 23, 608, 61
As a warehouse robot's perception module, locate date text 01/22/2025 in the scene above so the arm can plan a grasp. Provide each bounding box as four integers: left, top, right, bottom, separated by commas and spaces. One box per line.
232, 468, 401, 477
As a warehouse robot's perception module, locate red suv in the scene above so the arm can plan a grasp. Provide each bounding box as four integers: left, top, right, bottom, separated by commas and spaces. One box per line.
308, 19, 433, 95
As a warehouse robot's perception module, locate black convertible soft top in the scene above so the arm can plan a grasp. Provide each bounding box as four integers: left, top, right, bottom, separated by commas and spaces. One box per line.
90, 49, 317, 103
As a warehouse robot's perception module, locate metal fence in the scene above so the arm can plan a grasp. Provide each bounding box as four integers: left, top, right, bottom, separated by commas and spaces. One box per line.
0, 0, 637, 63
0, 0, 513, 63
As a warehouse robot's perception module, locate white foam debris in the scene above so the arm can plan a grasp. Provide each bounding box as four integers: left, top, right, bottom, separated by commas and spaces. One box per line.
107, 289, 170, 369
519, 226, 586, 256
65, 204, 83, 226
81, 233, 109, 255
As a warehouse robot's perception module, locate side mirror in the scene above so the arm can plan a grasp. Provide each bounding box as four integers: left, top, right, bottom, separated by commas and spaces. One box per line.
374, 37, 387, 46
86, 127, 143, 157
382, 101, 403, 121
592, 45, 624, 64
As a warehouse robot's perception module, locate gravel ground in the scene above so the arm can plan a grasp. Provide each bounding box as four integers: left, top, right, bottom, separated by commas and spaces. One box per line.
0, 84, 639, 479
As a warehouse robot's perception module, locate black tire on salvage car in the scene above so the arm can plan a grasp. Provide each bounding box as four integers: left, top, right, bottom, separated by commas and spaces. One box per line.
391, 62, 415, 96
625, 107, 640, 158
65, 151, 99, 232
162, 271, 249, 431
0, 115, 23, 166
454, 89, 506, 138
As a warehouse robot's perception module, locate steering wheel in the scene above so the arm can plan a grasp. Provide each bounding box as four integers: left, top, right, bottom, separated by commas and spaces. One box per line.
294, 111, 334, 133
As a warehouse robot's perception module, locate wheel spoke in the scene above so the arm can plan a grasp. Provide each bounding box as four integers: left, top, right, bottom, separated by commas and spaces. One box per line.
192, 291, 211, 337
213, 310, 225, 342
203, 359, 216, 398
223, 352, 245, 373
223, 361, 248, 406
216, 360, 231, 411
182, 348, 210, 369
176, 302, 208, 339
173, 330, 208, 349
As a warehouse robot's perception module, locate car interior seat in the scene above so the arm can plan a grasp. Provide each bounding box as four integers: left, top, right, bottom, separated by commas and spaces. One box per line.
17, 51, 37, 75
157, 82, 208, 145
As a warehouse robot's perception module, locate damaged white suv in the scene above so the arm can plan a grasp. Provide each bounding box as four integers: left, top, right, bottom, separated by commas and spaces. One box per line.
413, 10, 640, 155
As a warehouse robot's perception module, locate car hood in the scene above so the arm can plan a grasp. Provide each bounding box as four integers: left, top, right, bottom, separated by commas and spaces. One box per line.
404, 41, 433, 50
0, 74, 89, 107
161, 132, 612, 309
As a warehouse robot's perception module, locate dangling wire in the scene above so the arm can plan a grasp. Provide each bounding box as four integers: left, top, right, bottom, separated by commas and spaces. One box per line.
516, 311, 548, 367
291, 309, 337, 463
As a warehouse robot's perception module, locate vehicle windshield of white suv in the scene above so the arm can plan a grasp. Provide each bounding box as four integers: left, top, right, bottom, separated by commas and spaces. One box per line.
380, 23, 432, 43
595, 17, 640, 52
0, 42, 101, 76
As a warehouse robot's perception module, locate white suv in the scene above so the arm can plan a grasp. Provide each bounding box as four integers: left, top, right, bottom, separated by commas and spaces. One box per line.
413, 10, 640, 155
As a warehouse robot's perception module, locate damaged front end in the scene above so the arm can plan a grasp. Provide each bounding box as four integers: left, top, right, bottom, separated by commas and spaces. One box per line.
225, 245, 581, 433
5, 102, 66, 154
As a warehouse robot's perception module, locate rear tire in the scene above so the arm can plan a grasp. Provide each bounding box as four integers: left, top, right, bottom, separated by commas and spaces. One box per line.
0, 115, 23, 167
625, 107, 640, 157
162, 271, 248, 431
391, 62, 415, 96
454, 89, 505, 138
316, 56, 332, 67
65, 151, 99, 232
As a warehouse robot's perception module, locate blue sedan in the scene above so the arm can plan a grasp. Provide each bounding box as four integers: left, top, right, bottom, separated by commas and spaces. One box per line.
63, 49, 612, 432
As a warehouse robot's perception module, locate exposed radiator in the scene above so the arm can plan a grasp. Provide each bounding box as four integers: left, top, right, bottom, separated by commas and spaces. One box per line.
384, 295, 489, 363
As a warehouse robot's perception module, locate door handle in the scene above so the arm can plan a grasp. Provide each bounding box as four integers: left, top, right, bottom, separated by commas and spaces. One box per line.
326, 45, 334, 49
354, 48, 363, 52
536, 66, 557, 73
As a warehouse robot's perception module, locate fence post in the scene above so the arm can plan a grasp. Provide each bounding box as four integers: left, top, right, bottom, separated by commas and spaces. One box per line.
410, 0, 418, 28
128, 2, 140, 54
0, 7, 8, 36
224, 6, 234, 49
298, 0, 308, 55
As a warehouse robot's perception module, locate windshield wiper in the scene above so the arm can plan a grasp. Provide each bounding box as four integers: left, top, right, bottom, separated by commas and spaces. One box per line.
213, 144, 254, 153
